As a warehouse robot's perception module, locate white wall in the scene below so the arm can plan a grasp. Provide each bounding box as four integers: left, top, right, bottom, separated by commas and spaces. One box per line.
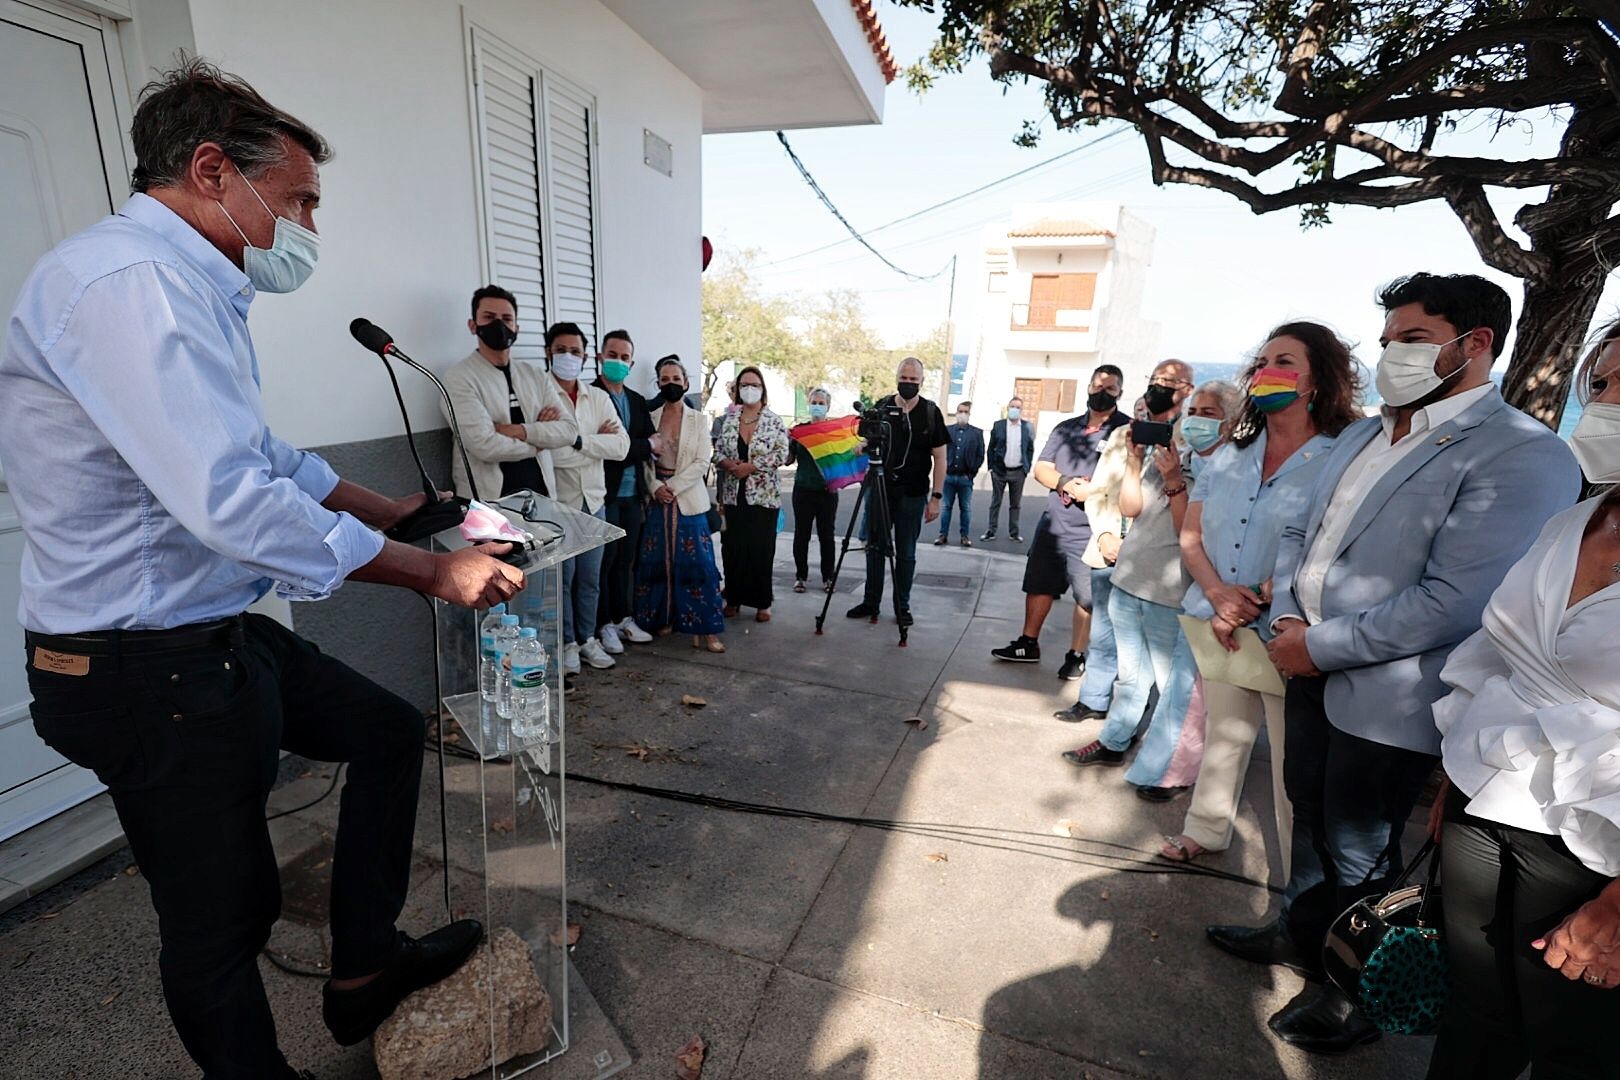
178, 0, 703, 447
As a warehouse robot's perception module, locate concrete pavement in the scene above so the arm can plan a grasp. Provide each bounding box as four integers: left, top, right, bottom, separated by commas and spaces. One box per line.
0, 485, 1434, 1079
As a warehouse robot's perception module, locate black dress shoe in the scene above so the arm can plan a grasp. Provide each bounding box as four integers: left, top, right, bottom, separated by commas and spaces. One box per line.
322, 919, 484, 1046
846, 602, 879, 619
933, 535, 947, 546
896, 608, 914, 628
1135, 785, 1188, 803
1205, 919, 1309, 975
1267, 984, 1380, 1055
1053, 704, 1108, 723
1061, 740, 1126, 767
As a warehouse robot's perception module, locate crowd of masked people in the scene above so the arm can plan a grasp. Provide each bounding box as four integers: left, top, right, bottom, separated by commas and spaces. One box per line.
975, 271, 1620, 1072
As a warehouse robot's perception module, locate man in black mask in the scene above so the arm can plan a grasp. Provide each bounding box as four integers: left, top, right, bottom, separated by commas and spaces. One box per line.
846, 357, 949, 627
442, 285, 578, 501
992, 364, 1129, 672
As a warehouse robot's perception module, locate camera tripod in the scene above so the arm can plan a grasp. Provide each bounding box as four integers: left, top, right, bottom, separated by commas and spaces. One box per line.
815, 450, 908, 647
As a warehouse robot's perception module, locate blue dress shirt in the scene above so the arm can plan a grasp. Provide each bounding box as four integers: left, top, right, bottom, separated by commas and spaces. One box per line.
0, 194, 384, 633
1181, 429, 1335, 638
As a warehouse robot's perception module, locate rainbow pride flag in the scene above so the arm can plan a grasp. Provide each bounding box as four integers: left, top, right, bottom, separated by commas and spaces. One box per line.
790, 415, 868, 492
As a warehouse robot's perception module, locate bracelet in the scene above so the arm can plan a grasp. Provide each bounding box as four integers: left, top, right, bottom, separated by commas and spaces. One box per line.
1162, 482, 1188, 499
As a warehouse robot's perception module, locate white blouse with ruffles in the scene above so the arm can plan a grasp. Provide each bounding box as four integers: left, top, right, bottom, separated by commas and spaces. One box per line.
1435, 495, 1620, 876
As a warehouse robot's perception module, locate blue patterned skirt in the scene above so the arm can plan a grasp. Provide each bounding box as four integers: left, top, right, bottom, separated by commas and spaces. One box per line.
635, 502, 726, 635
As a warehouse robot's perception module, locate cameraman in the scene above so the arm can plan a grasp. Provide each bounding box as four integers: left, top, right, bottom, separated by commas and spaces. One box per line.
847, 357, 949, 627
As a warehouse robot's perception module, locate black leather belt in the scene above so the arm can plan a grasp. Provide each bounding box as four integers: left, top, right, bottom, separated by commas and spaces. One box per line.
25, 614, 246, 657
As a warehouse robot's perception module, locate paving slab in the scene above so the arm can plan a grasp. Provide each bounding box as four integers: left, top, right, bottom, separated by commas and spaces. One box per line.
730, 967, 1137, 1080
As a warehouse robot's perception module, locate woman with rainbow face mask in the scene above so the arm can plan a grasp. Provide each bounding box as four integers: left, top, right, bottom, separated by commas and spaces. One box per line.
1161, 322, 1364, 874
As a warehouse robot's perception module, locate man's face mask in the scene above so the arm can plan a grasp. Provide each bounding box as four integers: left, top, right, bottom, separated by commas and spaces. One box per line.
897, 380, 921, 401
216, 164, 320, 294
600, 358, 632, 384
476, 320, 517, 351
549, 350, 584, 381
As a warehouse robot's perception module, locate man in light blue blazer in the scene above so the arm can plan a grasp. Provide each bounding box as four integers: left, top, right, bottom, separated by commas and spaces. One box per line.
1207, 274, 1582, 1053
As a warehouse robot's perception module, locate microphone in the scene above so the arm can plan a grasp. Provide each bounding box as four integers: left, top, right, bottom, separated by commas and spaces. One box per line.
349, 317, 479, 542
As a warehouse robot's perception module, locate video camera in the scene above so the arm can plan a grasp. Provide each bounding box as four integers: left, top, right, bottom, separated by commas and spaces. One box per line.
857, 400, 905, 464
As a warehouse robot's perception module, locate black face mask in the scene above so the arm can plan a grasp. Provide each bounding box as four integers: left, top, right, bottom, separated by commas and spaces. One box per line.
1142, 383, 1179, 416
658, 383, 686, 404
896, 381, 921, 401
1087, 388, 1119, 413
476, 321, 517, 351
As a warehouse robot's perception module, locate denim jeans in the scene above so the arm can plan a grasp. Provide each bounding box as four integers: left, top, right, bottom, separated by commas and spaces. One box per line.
1123, 631, 1200, 788
562, 504, 608, 644
1076, 567, 1117, 711
1097, 585, 1182, 752
937, 474, 973, 538
864, 489, 926, 612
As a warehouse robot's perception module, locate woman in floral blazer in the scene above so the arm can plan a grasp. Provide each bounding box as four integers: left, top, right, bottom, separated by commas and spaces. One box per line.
713, 366, 789, 620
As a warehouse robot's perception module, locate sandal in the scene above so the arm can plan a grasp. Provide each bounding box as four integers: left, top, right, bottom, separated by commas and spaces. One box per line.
655, 625, 674, 637
692, 635, 725, 653
755, 610, 771, 623
793, 580, 807, 593
723, 605, 740, 618
823, 580, 835, 594
1158, 835, 1208, 863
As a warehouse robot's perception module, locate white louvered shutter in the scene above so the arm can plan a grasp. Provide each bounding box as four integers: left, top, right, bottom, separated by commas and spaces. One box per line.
471, 31, 547, 366
541, 72, 600, 359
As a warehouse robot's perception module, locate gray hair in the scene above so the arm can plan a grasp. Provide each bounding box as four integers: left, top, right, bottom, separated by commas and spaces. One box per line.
808, 386, 831, 403
896, 356, 925, 379
1186, 379, 1244, 426
130, 57, 331, 193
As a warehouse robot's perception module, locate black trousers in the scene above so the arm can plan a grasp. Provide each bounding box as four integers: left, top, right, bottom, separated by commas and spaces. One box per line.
1426, 786, 1620, 1080
1280, 674, 1439, 976
792, 485, 838, 582
986, 467, 1024, 535
24, 613, 424, 1079
599, 495, 645, 630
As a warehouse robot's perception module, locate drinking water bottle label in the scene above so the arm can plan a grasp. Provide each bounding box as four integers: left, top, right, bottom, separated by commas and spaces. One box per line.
511, 663, 545, 690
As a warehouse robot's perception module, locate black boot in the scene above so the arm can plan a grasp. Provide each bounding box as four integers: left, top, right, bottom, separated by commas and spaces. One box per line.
1205, 918, 1310, 975
322, 920, 484, 1046
1267, 984, 1380, 1054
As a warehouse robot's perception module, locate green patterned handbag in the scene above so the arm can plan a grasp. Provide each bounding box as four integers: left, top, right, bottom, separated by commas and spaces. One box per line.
1322, 839, 1447, 1036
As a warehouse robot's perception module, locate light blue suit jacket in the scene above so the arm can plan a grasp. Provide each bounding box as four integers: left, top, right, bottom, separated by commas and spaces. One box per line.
1270, 389, 1581, 754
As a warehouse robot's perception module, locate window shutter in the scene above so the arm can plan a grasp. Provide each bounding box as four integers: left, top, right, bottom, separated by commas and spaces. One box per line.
471, 31, 546, 367
1058, 379, 1077, 412
541, 72, 599, 357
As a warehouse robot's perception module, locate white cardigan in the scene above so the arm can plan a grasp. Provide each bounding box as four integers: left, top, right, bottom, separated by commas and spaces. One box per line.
440, 351, 577, 502
549, 380, 630, 513
648, 403, 713, 517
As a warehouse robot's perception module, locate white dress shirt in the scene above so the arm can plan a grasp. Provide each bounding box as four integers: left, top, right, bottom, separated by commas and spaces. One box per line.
1003, 421, 1023, 468
1295, 383, 1493, 624
1435, 496, 1620, 875
548, 379, 630, 513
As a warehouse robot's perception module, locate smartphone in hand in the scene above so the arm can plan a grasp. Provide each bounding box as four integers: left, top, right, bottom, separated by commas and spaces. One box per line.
1130, 419, 1174, 447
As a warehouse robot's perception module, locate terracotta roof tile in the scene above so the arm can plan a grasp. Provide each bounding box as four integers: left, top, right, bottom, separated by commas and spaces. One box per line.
1007, 217, 1115, 238
850, 0, 898, 83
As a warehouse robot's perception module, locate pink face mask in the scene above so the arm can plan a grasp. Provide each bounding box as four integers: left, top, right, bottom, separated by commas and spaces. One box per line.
460, 500, 532, 545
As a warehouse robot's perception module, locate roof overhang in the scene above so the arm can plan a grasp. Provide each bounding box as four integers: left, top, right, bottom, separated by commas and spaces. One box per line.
601, 0, 892, 134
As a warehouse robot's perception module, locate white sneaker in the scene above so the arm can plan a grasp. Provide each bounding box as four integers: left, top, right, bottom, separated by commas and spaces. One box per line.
563, 642, 581, 675
599, 625, 625, 654
618, 618, 653, 644
579, 637, 616, 669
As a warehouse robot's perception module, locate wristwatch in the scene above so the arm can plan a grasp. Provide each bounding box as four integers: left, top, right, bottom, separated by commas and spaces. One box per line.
930, 491, 943, 501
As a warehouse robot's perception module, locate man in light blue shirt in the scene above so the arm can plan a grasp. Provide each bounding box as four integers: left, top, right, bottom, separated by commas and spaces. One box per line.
0, 60, 522, 1073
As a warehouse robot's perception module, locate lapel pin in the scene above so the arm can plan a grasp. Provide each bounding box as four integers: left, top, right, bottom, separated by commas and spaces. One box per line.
1435, 435, 1453, 446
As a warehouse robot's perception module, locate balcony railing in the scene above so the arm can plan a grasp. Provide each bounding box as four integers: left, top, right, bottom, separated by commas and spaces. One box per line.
1010, 302, 1092, 332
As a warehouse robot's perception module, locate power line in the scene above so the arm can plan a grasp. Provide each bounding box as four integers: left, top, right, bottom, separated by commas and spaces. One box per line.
764, 126, 1128, 269
774, 130, 952, 282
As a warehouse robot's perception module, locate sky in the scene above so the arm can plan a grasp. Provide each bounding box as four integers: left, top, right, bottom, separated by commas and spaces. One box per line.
700, 2, 1620, 376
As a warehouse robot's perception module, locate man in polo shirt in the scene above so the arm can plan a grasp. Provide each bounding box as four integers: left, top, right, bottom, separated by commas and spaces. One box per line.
992, 365, 1130, 678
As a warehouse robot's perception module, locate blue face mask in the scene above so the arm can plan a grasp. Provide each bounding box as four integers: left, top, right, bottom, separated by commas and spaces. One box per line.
1006, 407, 1021, 421
217, 165, 320, 293
1180, 415, 1224, 453
808, 402, 829, 421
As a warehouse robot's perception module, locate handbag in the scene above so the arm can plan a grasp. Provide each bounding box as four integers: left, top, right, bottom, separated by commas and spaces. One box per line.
706, 507, 724, 535
1322, 838, 1447, 1036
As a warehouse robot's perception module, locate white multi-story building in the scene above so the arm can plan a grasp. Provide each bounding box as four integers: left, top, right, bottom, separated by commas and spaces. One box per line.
963, 204, 1160, 441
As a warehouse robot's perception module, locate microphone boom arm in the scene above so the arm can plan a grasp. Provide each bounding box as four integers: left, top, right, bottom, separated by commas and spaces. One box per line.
385, 344, 485, 506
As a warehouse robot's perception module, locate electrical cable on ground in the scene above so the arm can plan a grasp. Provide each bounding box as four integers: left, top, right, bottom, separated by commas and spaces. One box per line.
774, 130, 952, 282
265, 764, 343, 822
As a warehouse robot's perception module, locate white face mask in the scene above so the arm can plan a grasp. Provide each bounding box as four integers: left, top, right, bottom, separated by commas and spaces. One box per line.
217, 167, 320, 294
1376, 332, 1470, 407
1570, 401, 1620, 483
550, 352, 584, 381
738, 385, 763, 406
956, 412, 970, 425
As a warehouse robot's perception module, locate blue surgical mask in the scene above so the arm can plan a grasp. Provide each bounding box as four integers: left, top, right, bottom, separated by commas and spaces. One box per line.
808, 402, 829, 421
1006, 406, 1021, 421
1180, 415, 1224, 452
217, 166, 320, 293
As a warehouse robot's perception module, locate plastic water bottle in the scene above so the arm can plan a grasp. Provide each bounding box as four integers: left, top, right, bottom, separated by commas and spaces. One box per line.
478, 604, 508, 702
491, 614, 521, 718
507, 628, 550, 742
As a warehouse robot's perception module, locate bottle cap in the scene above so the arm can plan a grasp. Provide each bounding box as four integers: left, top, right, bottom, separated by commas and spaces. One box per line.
500, 614, 520, 625
519, 627, 537, 637
490, 603, 505, 614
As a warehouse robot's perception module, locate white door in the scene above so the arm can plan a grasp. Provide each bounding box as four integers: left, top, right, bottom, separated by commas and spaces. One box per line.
0, 0, 131, 841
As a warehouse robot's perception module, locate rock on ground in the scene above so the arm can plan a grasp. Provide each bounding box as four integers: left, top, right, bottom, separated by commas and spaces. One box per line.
373, 927, 552, 1080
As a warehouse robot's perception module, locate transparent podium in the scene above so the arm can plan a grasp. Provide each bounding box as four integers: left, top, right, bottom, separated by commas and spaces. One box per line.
429, 492, 623, 1078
